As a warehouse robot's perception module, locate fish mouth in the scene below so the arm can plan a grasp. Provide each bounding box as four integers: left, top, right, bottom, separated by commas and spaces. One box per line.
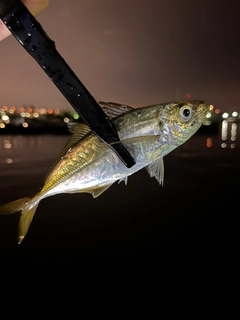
185, 101, 210, 128
194, 101, 210, 116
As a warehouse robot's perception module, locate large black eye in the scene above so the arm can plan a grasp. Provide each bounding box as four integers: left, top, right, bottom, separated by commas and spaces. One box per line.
183, 108, 190, 117
180, 105, 193, 121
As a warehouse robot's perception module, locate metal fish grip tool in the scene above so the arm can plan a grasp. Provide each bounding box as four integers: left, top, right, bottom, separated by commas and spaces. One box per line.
0, 0, 135, 168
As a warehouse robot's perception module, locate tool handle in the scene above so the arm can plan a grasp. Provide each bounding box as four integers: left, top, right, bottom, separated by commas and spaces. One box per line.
0, 0, 135, 168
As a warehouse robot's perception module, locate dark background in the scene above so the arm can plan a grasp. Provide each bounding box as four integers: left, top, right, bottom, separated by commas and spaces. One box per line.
0, 132, 239, 315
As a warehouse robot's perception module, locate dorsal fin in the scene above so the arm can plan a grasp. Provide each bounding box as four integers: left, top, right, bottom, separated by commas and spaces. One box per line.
60, 122, 91, 153
44, 123, 91, 182
99, 101, 133, 119
59, 122, 91, 158
67, 122, 91, 138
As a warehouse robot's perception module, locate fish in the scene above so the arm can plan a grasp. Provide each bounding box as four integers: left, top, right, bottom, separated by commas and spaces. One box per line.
0, 100, 209, 243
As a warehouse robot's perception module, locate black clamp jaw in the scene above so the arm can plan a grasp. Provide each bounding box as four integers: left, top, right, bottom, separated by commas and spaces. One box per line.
0, 0, 135, 168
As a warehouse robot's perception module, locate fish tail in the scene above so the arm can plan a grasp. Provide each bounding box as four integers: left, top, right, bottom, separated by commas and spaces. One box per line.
18, 202, 39, 244
0, 197, 30, 215
0, 197, 39, 244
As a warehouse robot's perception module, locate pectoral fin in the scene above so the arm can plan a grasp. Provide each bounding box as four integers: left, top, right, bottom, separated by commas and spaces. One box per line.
146, 157, 164, 186
99, 135, 160, 146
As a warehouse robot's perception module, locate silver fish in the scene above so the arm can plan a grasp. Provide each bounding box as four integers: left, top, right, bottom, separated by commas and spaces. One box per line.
0, 100, 209, 243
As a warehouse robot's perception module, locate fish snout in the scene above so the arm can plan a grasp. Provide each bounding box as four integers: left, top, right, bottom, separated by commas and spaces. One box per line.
194, 101, 209, 115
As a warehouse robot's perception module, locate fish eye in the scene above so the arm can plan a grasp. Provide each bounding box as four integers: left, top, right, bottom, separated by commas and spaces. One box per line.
179, 105, 193, 121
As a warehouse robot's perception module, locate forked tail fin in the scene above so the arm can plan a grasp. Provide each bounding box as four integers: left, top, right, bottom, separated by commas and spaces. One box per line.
0, 197, 29, 214
18, 203, 39, 244
0, 197, 39, 244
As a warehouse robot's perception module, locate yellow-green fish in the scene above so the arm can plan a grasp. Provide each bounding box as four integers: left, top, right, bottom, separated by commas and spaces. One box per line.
0, 100, 209, 243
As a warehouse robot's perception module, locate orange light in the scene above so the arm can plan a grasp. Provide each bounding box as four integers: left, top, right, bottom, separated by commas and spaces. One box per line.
2, 106, 8, 111
209, 105, 214, 111
40, 108, 47, 114
54, 109, 60, 114
47, 109, 53, 114
215, 109, 220, 114
27, 108, 33, 113
19, 107, 25, 112
206, 137, 212, 148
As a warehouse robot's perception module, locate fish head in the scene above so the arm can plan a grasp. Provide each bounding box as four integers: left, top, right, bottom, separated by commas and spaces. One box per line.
162, 100, 209, 145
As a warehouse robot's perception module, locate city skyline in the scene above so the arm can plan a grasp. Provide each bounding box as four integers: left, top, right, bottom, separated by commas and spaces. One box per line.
0, 0, 240, 111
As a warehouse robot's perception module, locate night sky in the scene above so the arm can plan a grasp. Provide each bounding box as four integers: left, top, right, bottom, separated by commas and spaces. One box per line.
0, 0, 240, 111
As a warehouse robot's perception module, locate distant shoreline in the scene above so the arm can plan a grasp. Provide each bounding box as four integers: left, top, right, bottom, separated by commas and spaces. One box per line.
0, 121, 219, 135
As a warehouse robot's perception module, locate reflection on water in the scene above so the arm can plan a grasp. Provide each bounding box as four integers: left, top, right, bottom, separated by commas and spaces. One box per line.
0, 135, 68, 180
204, 120, 240, 151
220, 120, 237, 149
0, 126, 239, 262
0, 121, 239, 166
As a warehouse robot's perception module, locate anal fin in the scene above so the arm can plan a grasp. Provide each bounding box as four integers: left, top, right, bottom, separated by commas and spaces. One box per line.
92, 184, 113, 198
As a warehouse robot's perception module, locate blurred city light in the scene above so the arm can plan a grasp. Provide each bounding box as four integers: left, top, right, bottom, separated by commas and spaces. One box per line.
222, 112, 229, 119
73, 113, 79, 120
1, 115, 9, 121
206, 137, 212, 148
221, 120, 228, 140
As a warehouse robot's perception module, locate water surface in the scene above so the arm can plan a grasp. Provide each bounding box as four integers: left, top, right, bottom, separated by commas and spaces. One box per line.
0, 124, 239, 311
